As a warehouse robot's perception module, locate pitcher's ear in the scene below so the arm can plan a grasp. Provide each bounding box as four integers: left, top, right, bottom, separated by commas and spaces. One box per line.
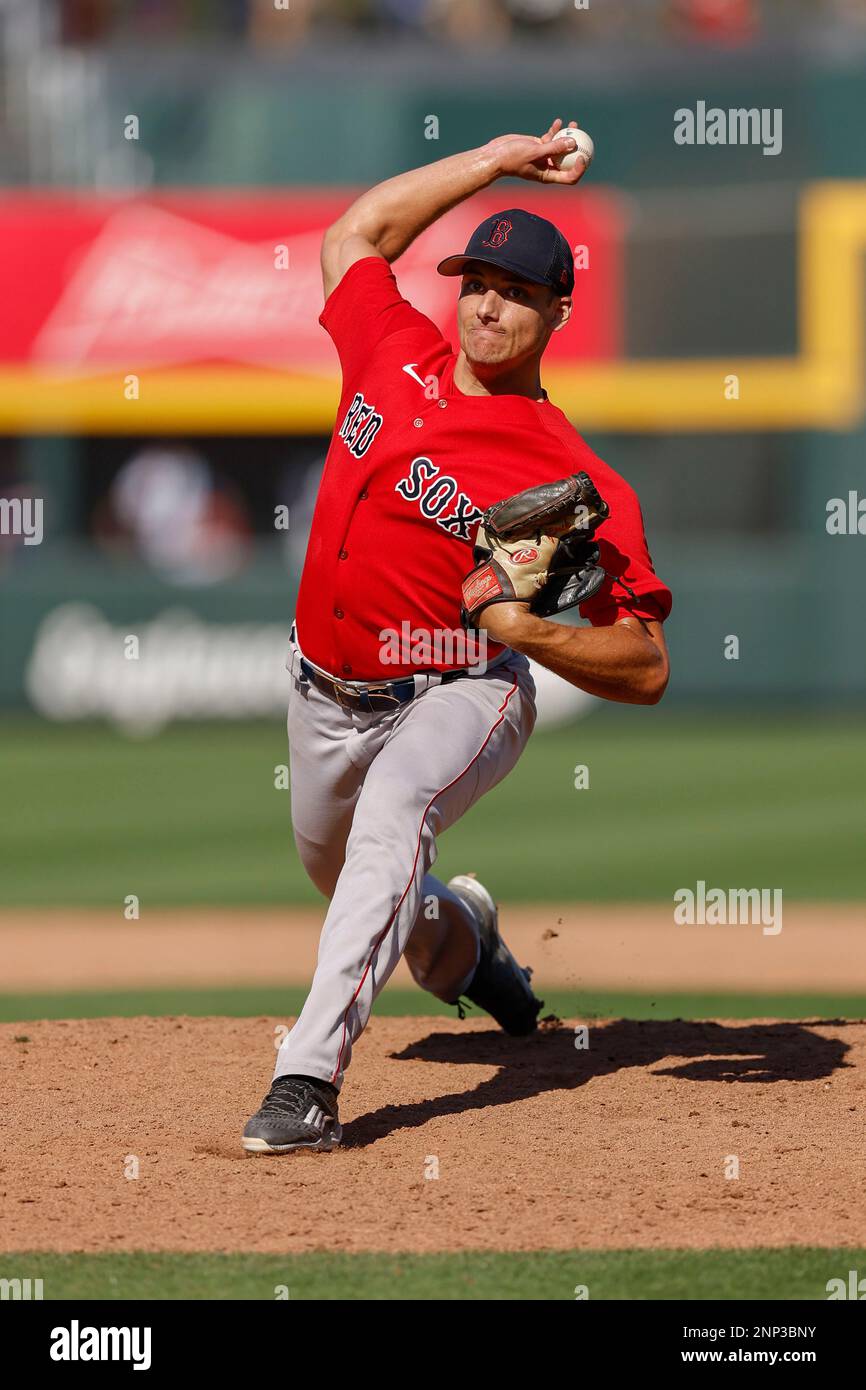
552, 296, 573, 332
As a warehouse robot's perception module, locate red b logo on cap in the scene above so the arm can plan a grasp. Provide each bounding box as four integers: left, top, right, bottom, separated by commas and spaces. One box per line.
482, 219, 513, 249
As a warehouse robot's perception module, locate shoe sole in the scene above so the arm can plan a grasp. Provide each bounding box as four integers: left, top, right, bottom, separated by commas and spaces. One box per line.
242, 1126, 342, 1155
448, 873, 541, 1034
449, 874, 533, 982
447, 873, 499, 937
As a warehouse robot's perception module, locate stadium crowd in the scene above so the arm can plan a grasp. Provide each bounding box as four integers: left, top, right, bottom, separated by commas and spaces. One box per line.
54, 0, 866, 49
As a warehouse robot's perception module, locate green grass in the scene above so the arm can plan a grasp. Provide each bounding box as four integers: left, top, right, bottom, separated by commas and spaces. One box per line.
0, 984, 863, 1023
0, 711, 865, 906
1, 1248, 861, 1300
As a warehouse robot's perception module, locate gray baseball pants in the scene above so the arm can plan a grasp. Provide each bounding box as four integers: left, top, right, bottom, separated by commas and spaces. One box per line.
273, 629, 537, 1090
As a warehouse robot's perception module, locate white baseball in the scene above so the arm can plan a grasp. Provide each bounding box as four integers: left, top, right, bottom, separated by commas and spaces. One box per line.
555, 127, 594, 172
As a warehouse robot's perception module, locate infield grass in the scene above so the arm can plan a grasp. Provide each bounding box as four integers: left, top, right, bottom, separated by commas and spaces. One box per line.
1, 712, 865, 906
2, 1248, 861, 1300
1, 985, 864, 1024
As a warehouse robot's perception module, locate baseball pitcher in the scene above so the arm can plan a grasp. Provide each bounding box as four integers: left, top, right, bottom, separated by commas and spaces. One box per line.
243, 120, 672, 1153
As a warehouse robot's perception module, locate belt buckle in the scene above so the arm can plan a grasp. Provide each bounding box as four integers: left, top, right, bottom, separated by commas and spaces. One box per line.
320, 669, 404, 713
332, 682, 357, 710
354, 680, 402, 712
370, 688, 401, 711
353, 683, 401, 712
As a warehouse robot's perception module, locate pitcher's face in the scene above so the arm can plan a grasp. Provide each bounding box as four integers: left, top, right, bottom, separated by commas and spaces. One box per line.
457, 262, 571, 369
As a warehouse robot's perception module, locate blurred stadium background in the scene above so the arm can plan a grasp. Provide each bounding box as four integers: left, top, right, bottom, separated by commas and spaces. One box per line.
1, 0, 864, 953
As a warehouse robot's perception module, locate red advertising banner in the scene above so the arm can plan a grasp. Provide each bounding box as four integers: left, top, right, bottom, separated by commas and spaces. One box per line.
0, 189, 624, 431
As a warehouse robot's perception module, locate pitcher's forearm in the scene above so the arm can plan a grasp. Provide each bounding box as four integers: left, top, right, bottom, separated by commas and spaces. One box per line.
325, 146, 501, 264
483, 609, 670, 705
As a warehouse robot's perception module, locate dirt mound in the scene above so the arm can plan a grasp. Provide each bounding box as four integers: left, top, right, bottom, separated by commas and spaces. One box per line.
3, 1015, 864, 1254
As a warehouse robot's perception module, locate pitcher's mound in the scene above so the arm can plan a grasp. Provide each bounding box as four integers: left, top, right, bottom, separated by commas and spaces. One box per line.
3, 1015, 863, 1253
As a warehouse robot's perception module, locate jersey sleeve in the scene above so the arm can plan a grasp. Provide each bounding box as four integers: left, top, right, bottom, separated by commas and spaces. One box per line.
319, 255, 447, 385
580, 482, 672, 627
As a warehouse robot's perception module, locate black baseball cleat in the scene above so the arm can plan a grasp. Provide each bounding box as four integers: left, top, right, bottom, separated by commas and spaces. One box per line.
448, 874, 543, 1036
242, 1074, 342, 1154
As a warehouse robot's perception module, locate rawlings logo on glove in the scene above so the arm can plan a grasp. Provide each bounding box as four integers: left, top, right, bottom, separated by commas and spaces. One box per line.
460, 472, 611, 629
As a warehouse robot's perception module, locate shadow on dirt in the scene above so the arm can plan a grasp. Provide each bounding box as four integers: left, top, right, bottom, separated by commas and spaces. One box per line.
343, 1018, 853, 1149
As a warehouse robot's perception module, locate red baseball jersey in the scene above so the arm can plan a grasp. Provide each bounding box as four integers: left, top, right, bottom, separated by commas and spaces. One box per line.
295, 256, 671, 680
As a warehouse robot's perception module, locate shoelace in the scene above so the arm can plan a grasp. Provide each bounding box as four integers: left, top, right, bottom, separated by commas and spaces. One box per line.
257, 1077, 318, 1118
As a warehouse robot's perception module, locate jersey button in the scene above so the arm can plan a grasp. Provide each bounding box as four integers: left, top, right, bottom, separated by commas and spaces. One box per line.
339, 549, 348, 560
359, 489, 368, 500
342, 664, 352, 675
334, 607, 344, 619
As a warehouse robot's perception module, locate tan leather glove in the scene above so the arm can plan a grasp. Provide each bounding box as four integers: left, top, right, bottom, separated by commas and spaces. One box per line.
460, 472, 611, 627
460, 530, 560, 627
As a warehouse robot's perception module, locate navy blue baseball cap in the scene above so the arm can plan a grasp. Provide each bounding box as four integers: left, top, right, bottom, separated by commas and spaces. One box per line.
437, 208, 575, 296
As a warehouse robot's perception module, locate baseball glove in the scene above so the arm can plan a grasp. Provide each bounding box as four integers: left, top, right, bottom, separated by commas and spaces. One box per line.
461, 472, 610, 628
